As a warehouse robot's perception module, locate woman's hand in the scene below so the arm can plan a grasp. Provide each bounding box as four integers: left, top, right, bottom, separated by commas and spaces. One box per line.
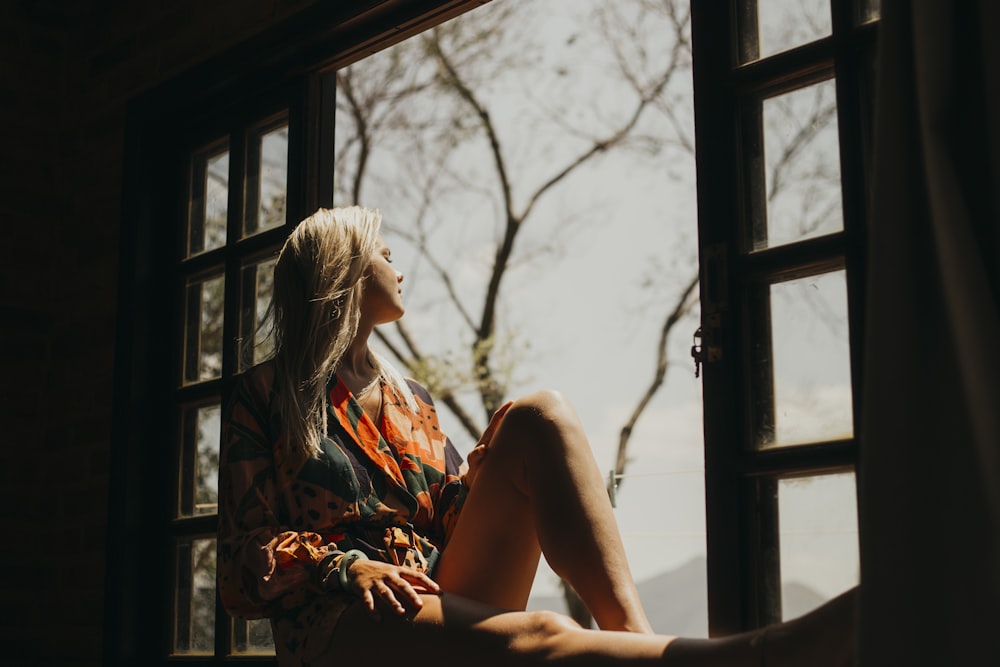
344, 559, 440, 620
461, 401, 513, 489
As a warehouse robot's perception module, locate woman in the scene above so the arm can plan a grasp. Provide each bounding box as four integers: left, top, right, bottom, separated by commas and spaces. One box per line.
219, 206, 855, 666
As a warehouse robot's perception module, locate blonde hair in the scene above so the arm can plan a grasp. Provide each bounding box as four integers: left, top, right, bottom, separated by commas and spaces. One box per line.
271, 206, 416, 459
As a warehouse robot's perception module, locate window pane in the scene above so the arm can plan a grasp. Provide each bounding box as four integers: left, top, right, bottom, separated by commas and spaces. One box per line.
240, 258, 277, 370
183, 273, 225, 384
778, 473, 859, 619
757, 79, 842, 251
611, 471, 708, 637
754, 0, 831, 61
173, 537, 216, 655
244, 123, 288, 238
231, 618, 275, 655
239, 256, 277, 371
752, 270, 853, 448
178, 402, 221, 517
188, 147, 229, 256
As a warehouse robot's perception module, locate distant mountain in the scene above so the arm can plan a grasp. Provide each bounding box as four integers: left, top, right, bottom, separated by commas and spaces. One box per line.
527, 556, 827, 638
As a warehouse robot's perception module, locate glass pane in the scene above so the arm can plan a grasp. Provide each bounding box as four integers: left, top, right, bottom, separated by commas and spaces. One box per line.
778, 473, 859, 619
183, 273, 225, 384
231, 618, 275, 655
178, 403, 221, 517
173, 537, 216, 655
757, 79, 842, 251
239, 256, 277, 371
756, 0, 831, 61
188, 147, 229, 256
333, 0, 705, 633
245, 123, 288, 237
753, 270, 853, 448
612, 471, 707, 637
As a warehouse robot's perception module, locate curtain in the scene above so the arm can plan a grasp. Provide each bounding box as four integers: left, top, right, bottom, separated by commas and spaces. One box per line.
860, 0, 1000, 664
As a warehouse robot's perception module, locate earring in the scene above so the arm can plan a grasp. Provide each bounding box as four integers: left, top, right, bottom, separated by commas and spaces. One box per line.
331, 298, 344, 320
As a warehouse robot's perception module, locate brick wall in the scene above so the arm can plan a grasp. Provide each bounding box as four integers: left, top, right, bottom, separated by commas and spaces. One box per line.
1, 2, 317, 664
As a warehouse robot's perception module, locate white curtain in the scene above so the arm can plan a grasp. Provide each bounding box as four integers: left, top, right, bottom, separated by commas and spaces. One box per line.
860, 0, 1000, 664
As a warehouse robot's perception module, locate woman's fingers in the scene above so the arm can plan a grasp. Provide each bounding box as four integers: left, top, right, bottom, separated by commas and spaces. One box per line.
477, 400, 513, 448
360, 588, 381, 621
417, 570, 440, 593
350, 561, 436, 620
403, 570, 441, 595
463, 444, 487, 489
464, 401, 513, 488
375, 580, 407, 615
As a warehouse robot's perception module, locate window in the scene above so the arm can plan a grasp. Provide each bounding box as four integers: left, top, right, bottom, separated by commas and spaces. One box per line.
108, 4, 496, 664
690, 0, 877, 632
110, 1, 878, 662
172, 113, 291, 657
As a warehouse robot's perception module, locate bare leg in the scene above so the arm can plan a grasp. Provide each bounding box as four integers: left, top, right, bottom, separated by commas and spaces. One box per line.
328, 591, 675, 667
435, 390, 652, 632
318, 389, 857, 665
321, 587, 856, 667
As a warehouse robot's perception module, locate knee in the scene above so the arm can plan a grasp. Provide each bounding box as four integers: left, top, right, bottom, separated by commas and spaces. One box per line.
489, 390, 589, 480
510, 610, 583, 658
505, 389, 577, 429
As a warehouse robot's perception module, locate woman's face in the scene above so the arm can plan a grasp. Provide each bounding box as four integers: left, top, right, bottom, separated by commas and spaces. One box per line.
361, 236, 404, 325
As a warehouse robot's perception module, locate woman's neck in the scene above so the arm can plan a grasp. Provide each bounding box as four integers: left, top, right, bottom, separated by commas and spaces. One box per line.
338, 322, 376, 379
340, 345, 371, 377
338, 333, 383, 421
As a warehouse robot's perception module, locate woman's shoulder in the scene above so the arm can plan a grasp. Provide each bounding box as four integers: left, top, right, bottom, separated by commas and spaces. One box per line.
235, 360, 278, 406
404, 377, 434, 405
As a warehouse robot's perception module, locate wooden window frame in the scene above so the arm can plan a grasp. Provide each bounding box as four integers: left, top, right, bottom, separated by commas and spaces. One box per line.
690, 0, 876, 635
108, 2, 489, 664
110, 0, 877, 661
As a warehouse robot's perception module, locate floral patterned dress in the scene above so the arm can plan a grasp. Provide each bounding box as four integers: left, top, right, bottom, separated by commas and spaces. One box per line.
218, 361, 466, 665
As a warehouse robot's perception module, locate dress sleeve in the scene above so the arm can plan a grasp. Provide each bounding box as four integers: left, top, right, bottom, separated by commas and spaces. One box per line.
435, 436, 468, 545
217, 366, 333, 619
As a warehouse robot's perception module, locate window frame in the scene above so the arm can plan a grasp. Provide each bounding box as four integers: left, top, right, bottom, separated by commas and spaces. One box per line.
690, 0, 876, 635
108, 2, 489, 664
109, 0, 878, 661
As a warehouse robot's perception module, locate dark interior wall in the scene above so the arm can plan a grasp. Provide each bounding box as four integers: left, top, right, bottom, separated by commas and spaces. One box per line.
0, 2, 317, 664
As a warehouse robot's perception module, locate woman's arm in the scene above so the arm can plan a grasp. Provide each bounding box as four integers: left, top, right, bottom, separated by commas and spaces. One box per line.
217, 366, 330, 618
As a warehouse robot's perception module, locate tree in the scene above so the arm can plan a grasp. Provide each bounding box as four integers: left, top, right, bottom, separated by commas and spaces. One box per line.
336, 1, 695, 434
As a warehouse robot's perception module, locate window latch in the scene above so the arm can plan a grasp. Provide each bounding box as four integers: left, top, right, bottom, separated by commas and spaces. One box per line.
691, 327, 704, 378
692, 243, 727, 378
691, 313, 723, 378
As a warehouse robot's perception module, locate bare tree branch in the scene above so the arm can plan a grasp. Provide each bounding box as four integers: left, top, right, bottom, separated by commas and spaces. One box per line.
521, 9, 687, 223
429, 31, 518, 415
336, 69, 371, 205
430, 31, 516, 224
614, 272, 700, 482
767, 97, 838, 202
428, 9, 691, 417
